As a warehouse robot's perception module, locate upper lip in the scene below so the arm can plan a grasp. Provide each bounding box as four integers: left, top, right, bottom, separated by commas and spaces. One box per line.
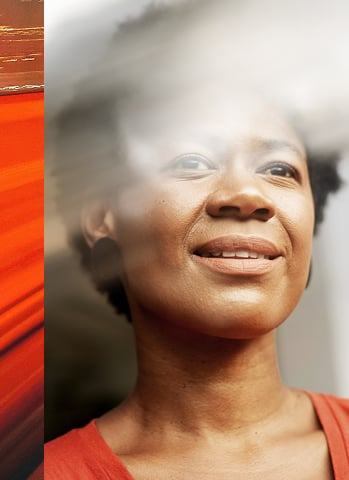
193, 235, 282, 259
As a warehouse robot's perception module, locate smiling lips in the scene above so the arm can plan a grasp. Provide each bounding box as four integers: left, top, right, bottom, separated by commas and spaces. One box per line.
193, 235, 282, 276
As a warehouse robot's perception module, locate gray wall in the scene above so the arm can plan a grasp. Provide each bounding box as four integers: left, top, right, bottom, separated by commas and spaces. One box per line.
278, 159, 349, 396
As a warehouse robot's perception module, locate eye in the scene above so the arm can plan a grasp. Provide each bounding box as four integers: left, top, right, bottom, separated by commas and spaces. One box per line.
256, 161, 298, 180
167, 153, 216, 171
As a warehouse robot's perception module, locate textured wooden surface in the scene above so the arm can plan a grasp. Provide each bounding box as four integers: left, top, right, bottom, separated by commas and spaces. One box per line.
0, 92, 44, 478
0, 0, 43, 95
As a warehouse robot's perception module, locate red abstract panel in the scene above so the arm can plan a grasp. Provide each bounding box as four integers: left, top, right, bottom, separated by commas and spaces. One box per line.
0, 92, 44, 478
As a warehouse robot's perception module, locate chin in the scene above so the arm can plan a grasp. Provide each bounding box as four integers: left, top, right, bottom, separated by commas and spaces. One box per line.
133, 282, 302, 340
209, 321, 280, 341
198, 309, 285, 340
158, 300, 287, 341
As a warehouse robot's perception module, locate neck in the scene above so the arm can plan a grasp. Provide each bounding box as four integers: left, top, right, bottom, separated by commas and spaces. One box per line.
129, 316, 289, 437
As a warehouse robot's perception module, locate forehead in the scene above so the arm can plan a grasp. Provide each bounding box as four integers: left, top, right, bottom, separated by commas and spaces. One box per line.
121, 81, 305, 157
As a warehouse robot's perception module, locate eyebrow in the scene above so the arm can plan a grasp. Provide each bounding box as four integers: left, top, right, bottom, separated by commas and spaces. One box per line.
253, 138, 305, 159
187, 135, 305, 159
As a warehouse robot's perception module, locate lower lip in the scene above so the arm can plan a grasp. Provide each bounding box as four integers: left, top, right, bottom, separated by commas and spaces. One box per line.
194, 256, 280, 276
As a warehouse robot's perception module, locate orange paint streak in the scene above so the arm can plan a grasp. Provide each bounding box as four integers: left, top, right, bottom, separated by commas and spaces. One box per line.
0, 92, 43, 477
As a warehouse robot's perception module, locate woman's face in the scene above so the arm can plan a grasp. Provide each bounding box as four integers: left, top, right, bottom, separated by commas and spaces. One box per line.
109, 84, 315, 339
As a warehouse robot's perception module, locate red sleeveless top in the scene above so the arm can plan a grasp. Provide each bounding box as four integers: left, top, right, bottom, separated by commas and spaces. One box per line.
39, 393, 349, 479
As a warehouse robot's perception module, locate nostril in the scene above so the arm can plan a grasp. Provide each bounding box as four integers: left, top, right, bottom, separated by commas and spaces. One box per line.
256, 208, 270, 216
205, 188, 276, 220
219, 206, 240, 215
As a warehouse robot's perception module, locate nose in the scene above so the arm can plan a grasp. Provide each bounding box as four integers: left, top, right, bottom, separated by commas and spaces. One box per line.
205, 171, 276, 221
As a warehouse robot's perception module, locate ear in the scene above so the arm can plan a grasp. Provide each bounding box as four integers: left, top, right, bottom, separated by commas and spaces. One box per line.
81, 200, 117, 248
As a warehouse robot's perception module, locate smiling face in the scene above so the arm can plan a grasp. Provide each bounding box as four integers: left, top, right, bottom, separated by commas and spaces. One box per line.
102, 83, 315, 339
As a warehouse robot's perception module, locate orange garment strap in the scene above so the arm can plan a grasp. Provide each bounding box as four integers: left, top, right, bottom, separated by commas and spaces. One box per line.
44, 421, 135, 480
308, 392, 349, 479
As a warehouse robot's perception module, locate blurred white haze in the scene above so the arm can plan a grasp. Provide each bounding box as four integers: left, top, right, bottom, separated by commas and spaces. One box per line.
45, 0, 349, 402
46, 0, 349, 147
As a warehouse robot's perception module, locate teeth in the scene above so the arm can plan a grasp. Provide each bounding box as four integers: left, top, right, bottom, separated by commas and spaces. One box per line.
199, 251, 269, 259
235, 250, 249, 258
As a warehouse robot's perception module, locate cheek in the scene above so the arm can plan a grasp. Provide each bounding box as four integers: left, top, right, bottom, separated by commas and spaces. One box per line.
279, 191, 315, 278
114, 182, 209, 316
114, 185, 189, 274
116, 179, 207, 253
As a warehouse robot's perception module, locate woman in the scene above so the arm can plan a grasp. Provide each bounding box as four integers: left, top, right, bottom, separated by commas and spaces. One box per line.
44, 1, 348, 479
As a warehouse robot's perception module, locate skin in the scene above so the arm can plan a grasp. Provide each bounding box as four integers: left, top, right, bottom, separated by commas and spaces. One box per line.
83, 84, 333, 479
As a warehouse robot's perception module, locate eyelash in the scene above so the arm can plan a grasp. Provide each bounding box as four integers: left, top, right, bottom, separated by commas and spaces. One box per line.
256, 161, 298, 180
164, 156, 299, 183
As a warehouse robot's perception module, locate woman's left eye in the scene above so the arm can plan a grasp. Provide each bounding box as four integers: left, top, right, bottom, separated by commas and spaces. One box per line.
256, 162, 298, 179
168, 153, 216, 171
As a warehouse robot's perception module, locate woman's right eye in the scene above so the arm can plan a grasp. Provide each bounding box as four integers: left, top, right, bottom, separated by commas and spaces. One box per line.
166, 153, 216, 171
